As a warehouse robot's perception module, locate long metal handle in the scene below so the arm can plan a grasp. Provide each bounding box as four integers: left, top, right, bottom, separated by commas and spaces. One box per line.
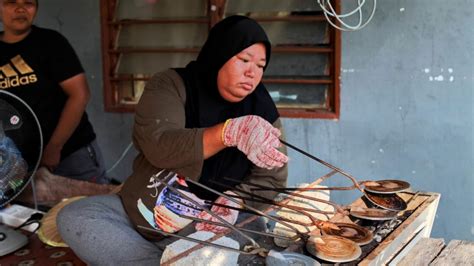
226, 177, 345, 215
156, 177, 259, 247
186, 178, 307, 237
207, 179, 331, 232
179, 214, 296, 240
280, 139, 364, 191
137, 225, 253, 255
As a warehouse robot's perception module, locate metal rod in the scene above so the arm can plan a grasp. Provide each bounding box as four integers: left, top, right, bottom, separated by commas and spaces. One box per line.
179, 214, 296, 241
221, 193, 332, 224
224, 177, 345, 214
207, 179, 333, 232
208, 200, 337, 219
156, 177, 259, 247
214, 192, 334, 224
199, 201, 329, 227
137, 225, 252, 255
161, 207, 274, 266
280, 139, 364, 191
161, 193, 317, 230
251, 185, 359, 191
185, 178, 308, 237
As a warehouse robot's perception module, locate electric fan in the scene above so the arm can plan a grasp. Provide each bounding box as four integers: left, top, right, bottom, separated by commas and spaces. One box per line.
0, 90, 43, 256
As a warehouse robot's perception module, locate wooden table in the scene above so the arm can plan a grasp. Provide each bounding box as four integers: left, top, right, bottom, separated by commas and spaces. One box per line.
396, 238, 474, 265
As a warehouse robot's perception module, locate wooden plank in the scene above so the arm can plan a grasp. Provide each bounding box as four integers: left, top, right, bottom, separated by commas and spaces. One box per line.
431, 240, 474, 265
420, 192, 440, 238
387, 231, 437, 266
395, 238, 445, 266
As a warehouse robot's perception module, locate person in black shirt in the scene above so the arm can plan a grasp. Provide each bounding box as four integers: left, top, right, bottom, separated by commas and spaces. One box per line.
0, 0, 109, 183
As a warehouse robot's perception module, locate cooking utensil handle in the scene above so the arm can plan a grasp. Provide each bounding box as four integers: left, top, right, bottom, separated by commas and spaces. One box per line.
279, 139, 363, 191
137, 225, 255, 255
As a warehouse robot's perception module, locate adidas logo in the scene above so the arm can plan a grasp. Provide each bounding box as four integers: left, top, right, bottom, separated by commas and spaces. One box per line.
0, 55, 38, 89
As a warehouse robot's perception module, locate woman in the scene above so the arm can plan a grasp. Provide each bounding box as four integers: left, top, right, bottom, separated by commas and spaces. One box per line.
58, 15, 288, 265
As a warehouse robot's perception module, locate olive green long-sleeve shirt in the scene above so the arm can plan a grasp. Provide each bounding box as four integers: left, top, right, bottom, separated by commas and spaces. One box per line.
119, 69, 287, 239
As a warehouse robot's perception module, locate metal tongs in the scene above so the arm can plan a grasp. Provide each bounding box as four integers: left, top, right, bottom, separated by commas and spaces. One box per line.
278, 140, 415, 216
138, 170, 341, 264
140, 139, 394, 263
139, 172, 303, 256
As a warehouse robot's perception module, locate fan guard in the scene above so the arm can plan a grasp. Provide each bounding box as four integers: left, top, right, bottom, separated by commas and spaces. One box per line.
0, 90, 43, 208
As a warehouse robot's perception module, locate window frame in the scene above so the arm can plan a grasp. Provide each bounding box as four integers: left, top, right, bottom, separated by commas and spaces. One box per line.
100, 0, 341, 119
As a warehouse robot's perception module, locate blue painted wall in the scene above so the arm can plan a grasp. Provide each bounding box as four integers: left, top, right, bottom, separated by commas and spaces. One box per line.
4, 0, 472, 242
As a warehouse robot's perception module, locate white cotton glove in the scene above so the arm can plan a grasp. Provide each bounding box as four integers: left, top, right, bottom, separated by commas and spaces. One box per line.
195, 191, 242, 233
222, 115, 288, 169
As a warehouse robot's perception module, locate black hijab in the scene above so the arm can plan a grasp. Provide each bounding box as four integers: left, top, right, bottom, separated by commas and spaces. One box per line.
175, 15, 279, 200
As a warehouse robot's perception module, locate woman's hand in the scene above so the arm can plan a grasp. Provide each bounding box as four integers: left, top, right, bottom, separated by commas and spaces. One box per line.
222, 115, 288, 169
195, 191, 242, 233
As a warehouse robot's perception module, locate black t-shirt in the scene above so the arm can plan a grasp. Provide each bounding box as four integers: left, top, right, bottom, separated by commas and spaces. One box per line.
0, 25, 96, 159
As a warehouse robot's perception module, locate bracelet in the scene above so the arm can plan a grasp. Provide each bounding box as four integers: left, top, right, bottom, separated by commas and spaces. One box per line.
221, 119, 232, 144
